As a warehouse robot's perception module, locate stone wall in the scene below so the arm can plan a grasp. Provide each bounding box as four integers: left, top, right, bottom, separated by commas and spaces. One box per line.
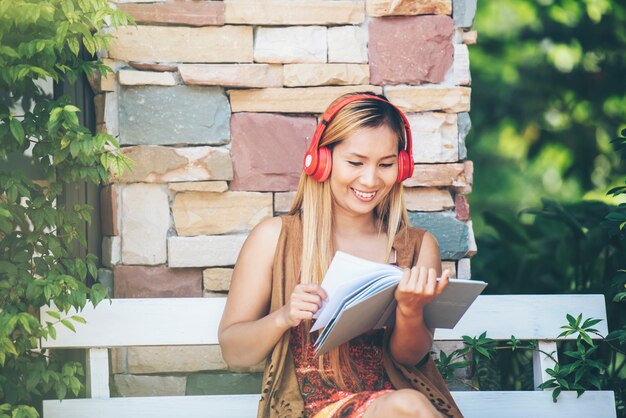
96, 0, 477, 397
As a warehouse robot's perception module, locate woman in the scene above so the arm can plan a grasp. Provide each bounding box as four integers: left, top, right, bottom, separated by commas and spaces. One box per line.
219, 92, 463, 418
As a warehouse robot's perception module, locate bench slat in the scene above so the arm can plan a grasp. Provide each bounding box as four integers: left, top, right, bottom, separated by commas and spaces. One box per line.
40, 295, 608, 348
43, 391, 617, 418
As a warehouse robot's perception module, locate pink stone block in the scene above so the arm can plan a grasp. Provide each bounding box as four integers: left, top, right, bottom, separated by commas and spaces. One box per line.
369, 15, 454, 85
113, 266, 202, 298
455, 194, 470, 221
100, 185, 119, 236
230, 113, 317, 191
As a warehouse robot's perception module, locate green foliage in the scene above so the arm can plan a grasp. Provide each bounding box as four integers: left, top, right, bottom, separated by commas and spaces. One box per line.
0, 0, 132, 415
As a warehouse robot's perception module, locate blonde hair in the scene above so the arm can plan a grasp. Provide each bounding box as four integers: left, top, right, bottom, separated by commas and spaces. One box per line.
288, 92, 410, 389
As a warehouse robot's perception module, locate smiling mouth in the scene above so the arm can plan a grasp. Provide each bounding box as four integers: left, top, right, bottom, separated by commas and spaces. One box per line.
351, 188, 377, 201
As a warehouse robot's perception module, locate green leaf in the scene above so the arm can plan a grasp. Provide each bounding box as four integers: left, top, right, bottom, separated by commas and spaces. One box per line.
60, 319, 76, 333
9, 118, 25, 144
46, 310, 61, 320
71, 315, 86, 324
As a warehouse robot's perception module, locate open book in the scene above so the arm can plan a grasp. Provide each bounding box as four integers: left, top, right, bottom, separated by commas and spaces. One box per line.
311, 251, 487, 356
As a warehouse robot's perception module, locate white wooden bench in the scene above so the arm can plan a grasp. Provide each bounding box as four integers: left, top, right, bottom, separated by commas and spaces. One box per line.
40, 295, 617, 418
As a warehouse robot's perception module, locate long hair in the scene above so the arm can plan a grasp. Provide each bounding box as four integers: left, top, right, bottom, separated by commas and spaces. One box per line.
288, 91, 410, 389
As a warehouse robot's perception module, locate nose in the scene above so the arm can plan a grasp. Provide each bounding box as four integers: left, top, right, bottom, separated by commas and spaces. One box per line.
359, 164, 378, 188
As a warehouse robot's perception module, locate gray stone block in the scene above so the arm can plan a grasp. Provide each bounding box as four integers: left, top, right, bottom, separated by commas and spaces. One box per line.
186, 372, 263, 396
453, 0, 477, 28
458, 112, 471, 160
97, 268, 114, 297
119, 86, 230, 146
408, 211, 470, 259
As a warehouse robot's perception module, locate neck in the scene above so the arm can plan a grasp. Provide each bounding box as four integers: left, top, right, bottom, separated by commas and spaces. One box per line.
332, 208, 380, 237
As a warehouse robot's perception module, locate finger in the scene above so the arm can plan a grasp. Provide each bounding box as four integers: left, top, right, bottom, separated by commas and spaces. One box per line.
406, 266, 420, 290
413, 266, 428, 293
435, 269, 450, 295
425, 268, 437, 295
298, 284, 329, 301
398, 268, 411, 291
297, 292, 324, 309
294, 301, 322, 314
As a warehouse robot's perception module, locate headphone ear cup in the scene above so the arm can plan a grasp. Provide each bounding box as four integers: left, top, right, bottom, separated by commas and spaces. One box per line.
314, 147, 332, 182
396, 150, 412, 183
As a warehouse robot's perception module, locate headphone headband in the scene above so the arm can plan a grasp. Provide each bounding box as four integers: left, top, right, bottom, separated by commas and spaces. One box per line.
303, 94, 414, 183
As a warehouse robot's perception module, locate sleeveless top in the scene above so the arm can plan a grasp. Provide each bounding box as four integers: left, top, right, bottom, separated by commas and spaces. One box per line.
257, 214, 463, 418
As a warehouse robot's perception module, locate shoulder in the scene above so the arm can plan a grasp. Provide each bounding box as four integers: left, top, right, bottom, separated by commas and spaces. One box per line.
246, 216, 283, 249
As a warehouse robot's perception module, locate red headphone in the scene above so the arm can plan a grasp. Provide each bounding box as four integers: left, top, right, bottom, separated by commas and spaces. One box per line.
303, 94, 414, 183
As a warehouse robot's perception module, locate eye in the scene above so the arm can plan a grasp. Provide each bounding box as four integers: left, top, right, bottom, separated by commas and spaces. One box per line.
347, 161, 362, 166
379, 163, 394, 168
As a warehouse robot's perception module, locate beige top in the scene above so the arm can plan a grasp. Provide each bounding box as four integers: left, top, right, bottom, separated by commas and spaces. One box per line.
257, 214, 463, 418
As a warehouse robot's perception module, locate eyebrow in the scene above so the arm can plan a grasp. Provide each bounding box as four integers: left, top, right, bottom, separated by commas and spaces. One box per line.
347, 152, 397, 160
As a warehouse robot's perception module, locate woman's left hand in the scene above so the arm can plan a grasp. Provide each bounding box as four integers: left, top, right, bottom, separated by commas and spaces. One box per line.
395, 266, 450, 317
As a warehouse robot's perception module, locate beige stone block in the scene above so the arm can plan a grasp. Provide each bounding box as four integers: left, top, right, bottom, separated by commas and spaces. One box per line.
113, 374, 186, 397
114, 146, 233, 183
467, 220, 477, 256
203, 268, 233, 292
179, 64, 282, 88
127, 345, 227, 373
118, 69, 176, 86
111, 347, 127, 374
453, 44, 471, 86
274, 191, 297, 213
87, 59, 120, 93
457, 258, 471, 279
173, 191, 273, 235
403, 161, 473, 193
366, 0, 451, 16
463, 30, 478, 45
283, 64, 368, 87
168, 234, 248, 267
168, 181, 229, 193
94, 92, 118, 136
254, 26, 327, 63
225, 0, 364, 25
408, 112, 458, 163
109, 26, 253, 63
384, 86, 471, 113
404, 188, 454, 212
229, 85, 382, 113
442, 261, 457, 278
328, 26, 367, 63
102, 236, 121, 268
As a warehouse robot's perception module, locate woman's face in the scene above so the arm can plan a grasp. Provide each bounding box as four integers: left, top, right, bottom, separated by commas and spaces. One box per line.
329, 124, 399, 219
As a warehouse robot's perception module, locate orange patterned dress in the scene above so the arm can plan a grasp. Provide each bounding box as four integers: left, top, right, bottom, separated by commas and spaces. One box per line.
289, 324, 394, 418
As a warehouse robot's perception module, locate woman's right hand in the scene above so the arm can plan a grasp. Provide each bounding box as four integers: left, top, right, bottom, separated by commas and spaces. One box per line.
278, 284, 328, 328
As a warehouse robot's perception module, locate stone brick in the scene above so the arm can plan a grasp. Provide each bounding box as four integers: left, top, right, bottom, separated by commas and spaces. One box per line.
458, 112, 471, 160
113, 374, 186, 397
120, 184, 169, 265
274, 191, 297, 213
404, 188, 454, 212
173, 191, 272, 235
127, 345, 226, 373
97, 268, 114, 298
463, 30, 478, 45
168, 181, 229, 193
94, 92, 118, 137
118, 86, 230, 146
111, 347, 127, 374
87, 58, 119, 93
457, 258, 471, 279
230, 113, 315, 191
403, 162, 473, 192
128, 61, 177, 72
179, 64, 282, 88
467, 220, 477, 256
453, 0, 477, 28
229, 86, 383, 113
385, 86, 471, 113
108, 26, 252, 63
283, 64, 368, 87
186, 372, 262, 396
203, 268, 233, 292
114, 146, 233, 183
102, 236, 121, 268
369, 16, 454, 85
452, 44, 471, 86
455, 194, 470, 221
100, 185, 119, 236
118, 69, 176, 86
408, 211, 469, 260
168, 235, 248, 268
117, 2, 224, 26
328, 26, 367, 64
409, 112, 458, 163
254, 26, 327, 63
224, 1, 364, 25
441, 261, 457, 278
113, 265, 202, 298
366, 0, 451, 16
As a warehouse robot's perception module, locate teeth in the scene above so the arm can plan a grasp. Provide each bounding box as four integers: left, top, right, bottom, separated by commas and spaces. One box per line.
353, 189, 376, 199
